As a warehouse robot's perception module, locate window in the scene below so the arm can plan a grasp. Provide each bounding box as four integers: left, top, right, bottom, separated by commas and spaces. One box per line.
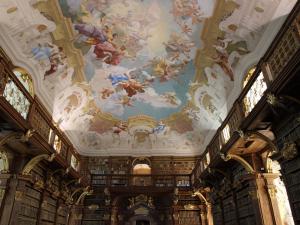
3, 78, 30, 119
133, 164, 151, 175
204, 152, 210, 169
222, 124, 231, 144
48, 129, 54, 144
71, 155, 79, 171
2, 67, 34, 119
13, 68, 34, 96
243, 71, 267, 116
53, 135, 61, 152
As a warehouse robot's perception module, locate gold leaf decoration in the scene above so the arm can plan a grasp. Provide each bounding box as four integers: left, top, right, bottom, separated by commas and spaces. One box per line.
228, 24, 238, 31
255, 6, 264, 13
6, 7, 18, 14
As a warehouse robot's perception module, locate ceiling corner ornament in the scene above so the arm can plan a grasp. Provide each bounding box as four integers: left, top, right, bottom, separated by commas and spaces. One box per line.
21, 153, 56, 176
220, 153, 255, 174
281, 141, 298, 160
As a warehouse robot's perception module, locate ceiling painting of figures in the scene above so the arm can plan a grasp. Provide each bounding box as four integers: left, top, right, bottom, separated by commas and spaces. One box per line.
0, 0, 296, 155
58, 0, 211, 121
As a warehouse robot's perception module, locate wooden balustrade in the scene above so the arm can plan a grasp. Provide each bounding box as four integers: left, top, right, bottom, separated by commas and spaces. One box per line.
91, 174, 191, 188
191, 5, 300, 180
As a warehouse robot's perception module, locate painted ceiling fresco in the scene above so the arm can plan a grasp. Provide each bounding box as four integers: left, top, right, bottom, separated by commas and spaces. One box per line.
0, 0, 296, 155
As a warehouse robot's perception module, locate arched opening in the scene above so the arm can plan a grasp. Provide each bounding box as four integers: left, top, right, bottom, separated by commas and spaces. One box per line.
132, 158, 151, 186
132, 158, 151, 175
133, 164, 151, 175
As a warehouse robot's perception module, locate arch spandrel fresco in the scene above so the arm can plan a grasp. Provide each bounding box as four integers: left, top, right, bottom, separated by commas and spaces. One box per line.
0, 0, 296, 155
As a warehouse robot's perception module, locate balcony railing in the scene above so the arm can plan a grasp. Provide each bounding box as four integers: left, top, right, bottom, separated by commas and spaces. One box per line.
91, 174, 191, 188
191, 3, 300, 185
0, 51, 88, 183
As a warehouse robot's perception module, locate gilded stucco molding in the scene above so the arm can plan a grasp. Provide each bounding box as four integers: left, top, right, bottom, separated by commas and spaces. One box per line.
192, 189, 209, 206
68, 186, 91, 205
220, 153, 255, 174
70, 186, 89, 199
21, 153, 56, 175
75, 188, 93, 205
20, 129, 35, 142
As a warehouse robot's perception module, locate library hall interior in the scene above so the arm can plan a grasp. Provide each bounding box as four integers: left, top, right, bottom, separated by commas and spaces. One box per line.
0, 0, 299, 225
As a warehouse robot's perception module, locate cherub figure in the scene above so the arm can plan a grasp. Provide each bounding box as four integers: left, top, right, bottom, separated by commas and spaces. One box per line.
100, 88, 114, 99
211, 48, 234, 81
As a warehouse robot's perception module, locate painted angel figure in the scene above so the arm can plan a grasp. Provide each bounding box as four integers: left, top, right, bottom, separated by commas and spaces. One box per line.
163, 33, 195, 60
211, 48, 234, 81
74, 23, 116, 44
94, 43, 130, 65
172, 0, 203, 25
107, 73, 129, 86
31, 43, 53, 61
152, 121, 166, 134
